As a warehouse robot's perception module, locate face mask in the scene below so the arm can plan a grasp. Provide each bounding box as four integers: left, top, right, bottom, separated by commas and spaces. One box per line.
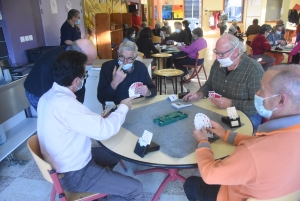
265, 32, 269, 37
118, 60, 134, 70
217, 43, 239, 67
76, 78, 84, 91
275, 31, 281, 35
131, 34, 135, 38
254, 94, 279, 119
75, 19, 80, 25
175, 29, 180, 33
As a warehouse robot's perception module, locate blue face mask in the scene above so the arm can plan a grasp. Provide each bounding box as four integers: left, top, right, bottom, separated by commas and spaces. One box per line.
254, 94, 279, 119
118, 60, 134, 70
175, 29, 180, 33
275, 31, 281, 35
75, 19, 80, 25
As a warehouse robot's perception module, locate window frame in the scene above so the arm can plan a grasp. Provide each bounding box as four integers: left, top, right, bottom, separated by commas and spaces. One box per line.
223, 0, 244, 23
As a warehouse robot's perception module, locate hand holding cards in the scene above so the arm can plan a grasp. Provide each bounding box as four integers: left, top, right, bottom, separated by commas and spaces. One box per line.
194, 113, 213, 138
129, 82, 143, 98
209, 91, 222, 99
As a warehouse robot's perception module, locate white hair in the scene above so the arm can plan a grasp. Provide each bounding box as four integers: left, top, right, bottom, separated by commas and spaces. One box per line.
269, 65, 300, 107
118, 41, 138, 58
221, 33, 245, 55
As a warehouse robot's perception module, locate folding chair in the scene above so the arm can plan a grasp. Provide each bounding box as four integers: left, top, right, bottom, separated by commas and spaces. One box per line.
247, 189, 300, 201
152, 36, 162, 44
246, 44, 267, 66
27, 135, 107, 201
182, 48, 207, 87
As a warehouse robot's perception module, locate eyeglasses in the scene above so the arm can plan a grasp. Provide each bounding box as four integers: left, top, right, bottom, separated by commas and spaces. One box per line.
118, 55, 135, 63
82, 73, 89, 80
213, 47, 235, 57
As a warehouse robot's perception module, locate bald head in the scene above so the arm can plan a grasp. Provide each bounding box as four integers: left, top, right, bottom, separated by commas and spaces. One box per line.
216, 34, 245, 55
70, 39, 97, 65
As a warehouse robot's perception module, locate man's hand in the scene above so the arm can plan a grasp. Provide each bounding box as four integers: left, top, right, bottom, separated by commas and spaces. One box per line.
120, 96, 136, 110
111, 66, 127, 89
183, 92, 203, 102
207, 120, 226, 140
210, 97, 232, 109
135, 85, 149, 96
193, 127, 208, 143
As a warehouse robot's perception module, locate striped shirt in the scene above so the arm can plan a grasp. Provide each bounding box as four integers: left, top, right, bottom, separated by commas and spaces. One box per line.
198, 54, 264, 116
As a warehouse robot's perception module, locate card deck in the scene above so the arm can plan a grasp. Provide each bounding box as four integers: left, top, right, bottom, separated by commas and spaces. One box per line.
209, 91, 222, 99
129, 82, 143, 98
194, 113, 213, 138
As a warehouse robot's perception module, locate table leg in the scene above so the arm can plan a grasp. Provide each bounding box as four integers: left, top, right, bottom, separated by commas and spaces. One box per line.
164, 77, 166, 95
175, 77, 178, 94
155, 75, 158, 91
158, 58, 161, 70
180, 76, 183, 93
134, 168, 186, 201
159, 76, 162, 95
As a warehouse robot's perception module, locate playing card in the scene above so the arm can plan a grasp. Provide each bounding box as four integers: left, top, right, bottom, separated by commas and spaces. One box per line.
214, 93, 222, 98
194, 113, 213, 138
128, 82, 143, 98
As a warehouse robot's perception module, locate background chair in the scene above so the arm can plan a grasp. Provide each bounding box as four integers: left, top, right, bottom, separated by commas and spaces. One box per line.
152, 36, 161, 44
247, 189, 300, 201
247, 34, 257, 45
245, 44, 267, 66
27, 135, 107, 201
182, 48, 208, 87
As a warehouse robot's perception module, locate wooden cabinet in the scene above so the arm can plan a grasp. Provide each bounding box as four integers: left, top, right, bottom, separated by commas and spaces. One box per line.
95, 13, 132, 59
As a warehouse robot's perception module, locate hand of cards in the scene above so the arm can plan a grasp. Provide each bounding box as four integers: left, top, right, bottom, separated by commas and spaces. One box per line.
194, 113, 214, 138
138, 130, 153, 147
209, 91, 222, 99
129, 82, 143, 98
101, 101, 117, 118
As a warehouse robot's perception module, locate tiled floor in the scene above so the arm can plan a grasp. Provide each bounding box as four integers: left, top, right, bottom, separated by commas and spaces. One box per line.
1, 37, 289, 201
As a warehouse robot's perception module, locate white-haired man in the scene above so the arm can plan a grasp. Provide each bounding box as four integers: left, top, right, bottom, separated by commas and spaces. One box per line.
183, 34, 264, 130
97, 41, 157, 105
184, 64, 300, 201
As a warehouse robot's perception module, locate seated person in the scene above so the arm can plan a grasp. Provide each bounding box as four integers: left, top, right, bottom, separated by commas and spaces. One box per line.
250, 24, 275, 71
182, 20, 192, 44
184, 65, 300, 201
152, 22, 165, 40
246, 18, 260, 37
174, 28, 207, 82
266, 24, 287, 65
97, 41, 157, 105
273, 19, 286, 35
168, 22, 189, 45
37, 50, 142, 200
136, 21, 147, 39
122, 27, 135, 43
228, 20, 243, 41
183, 34, 264, 130
289, 41, 300, 64
162, 21, 172, 36
296, 33, 300, 43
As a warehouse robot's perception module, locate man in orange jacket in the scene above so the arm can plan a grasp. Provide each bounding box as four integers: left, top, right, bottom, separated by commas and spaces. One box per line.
184, 64, 300, 201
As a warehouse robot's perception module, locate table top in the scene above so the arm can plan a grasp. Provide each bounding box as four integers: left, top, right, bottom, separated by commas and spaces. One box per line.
270, 45, 294, 53
154, 69, 184, 77
92, 59, 153, 69
151, 53, 172, 58
99, 95, 253, 168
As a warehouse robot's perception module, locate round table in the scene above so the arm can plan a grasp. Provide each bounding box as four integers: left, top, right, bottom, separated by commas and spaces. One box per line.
154, 69, 184, 95
98, 95, 253, 201
270, 46, 293, 54
151, 53, 172, 70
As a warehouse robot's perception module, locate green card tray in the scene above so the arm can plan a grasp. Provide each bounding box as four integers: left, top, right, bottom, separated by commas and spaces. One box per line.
153, 111, 188, 126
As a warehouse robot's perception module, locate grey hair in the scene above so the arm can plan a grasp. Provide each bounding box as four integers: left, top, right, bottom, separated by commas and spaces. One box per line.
69, 41, 84, 53
221, 34, 245, 55
155, 23, 161, 29
269, 65, 300, 107
118, 41, 138, 58
142, 21, 147, 28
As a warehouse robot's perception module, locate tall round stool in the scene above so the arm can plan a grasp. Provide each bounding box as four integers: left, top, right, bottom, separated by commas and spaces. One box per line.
154, 69, 184, 95
151, 53, 172, 70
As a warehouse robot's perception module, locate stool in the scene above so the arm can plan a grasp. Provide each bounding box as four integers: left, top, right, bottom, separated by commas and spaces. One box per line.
151, 53, 172, 70
154, 69, 184, 95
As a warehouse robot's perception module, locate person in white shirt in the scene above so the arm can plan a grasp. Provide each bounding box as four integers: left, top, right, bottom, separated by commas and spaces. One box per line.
37, 50, 142, 201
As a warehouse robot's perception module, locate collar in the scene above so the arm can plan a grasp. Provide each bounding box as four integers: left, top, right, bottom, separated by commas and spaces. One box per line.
52, 82, 76, 99
256, 114, 300, 136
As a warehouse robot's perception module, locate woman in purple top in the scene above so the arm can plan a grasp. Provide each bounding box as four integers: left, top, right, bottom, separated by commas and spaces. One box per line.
174, 28, 207, 82
290, 41, 300, 64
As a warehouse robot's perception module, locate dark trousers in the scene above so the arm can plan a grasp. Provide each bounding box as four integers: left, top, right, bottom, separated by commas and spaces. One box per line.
166, 51, 188, 68
184, 176, 220, 201
174, 57, 204, 76
60, 147, 143, 201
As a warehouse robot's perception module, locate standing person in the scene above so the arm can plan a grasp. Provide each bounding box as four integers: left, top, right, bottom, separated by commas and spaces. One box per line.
24, 39, 97, 109
131, 6, 142, 33
38, 50, 143, 201
137, 22, 147, 39
183, 34, 264, 130
122, 27, 135, 43
182, 20, 192, 44
152, 22, 165, 40
162, 21, 172, 36
174, 28, 207, 82
246, 18, 260, 37
250, 24, 275, 71
219, 10, 228, 36
60, 9, 81, 45
183, 65, 300, 201
266, 24, 286, 65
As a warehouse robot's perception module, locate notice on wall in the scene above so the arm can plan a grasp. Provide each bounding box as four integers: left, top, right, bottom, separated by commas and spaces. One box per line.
173, 5, 183, 19
50, 0, 58, 14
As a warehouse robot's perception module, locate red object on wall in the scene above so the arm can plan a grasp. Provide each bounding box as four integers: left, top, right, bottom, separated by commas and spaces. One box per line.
209, 11, 220, 30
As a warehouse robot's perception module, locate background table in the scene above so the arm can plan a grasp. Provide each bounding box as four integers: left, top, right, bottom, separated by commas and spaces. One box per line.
98, 95, 253, 201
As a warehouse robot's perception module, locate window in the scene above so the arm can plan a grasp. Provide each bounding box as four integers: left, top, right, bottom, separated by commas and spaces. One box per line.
184, 0, 202, 30
224, 0, 244, 22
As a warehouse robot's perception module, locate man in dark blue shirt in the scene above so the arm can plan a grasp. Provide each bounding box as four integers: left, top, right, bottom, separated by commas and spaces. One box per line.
97, 41, 157, 105
60, 9, 81, 45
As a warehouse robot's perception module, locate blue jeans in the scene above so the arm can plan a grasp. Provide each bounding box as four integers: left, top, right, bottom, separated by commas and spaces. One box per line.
248, 113, 263, 131
25, 90, 40, 111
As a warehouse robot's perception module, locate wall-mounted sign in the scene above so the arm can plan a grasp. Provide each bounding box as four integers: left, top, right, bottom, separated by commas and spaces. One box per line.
50, 0, 58, 14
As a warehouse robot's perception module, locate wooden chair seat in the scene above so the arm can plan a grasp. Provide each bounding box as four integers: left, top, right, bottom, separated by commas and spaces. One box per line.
154, 69, 184, 77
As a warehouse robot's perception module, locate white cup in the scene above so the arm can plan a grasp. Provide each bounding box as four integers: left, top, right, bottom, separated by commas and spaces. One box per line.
3, 69, 12, 82
0, 68, 3, 80
162, 45, 167, 49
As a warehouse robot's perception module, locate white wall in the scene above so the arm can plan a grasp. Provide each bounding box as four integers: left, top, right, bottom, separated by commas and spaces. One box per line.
39, 0, 86, 46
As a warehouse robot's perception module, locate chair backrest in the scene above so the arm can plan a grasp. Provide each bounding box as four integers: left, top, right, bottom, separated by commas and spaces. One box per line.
246, 44, 253, 57
27, 135, 53, 183
198, 48, 207, 60
247, 34, 257, 42
247, 190, 300, 201
137, 51, 144, 58
152, 36, 161, 44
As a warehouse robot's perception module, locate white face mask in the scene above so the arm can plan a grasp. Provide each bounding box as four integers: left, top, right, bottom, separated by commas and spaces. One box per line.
254, 94, 279, 119
217, 43, 239, 67
175, 29, 180, 33
265, 32, 269, 37
76, 78, 84, 91
131, 34, 135, 39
